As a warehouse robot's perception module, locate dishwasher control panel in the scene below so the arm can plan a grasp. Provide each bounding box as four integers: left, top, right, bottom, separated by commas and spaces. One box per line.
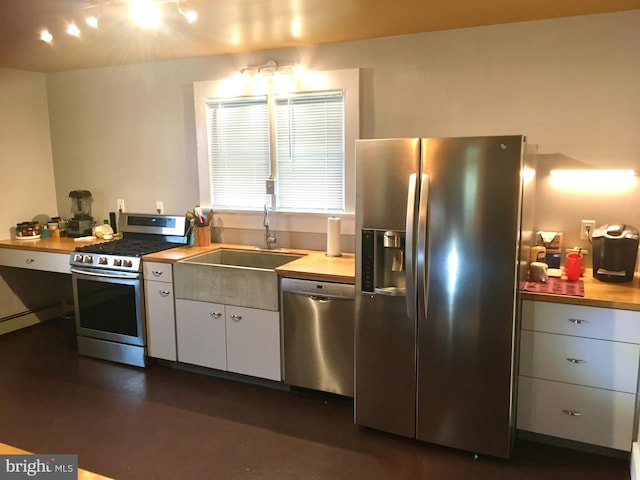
281, 278, 355, 298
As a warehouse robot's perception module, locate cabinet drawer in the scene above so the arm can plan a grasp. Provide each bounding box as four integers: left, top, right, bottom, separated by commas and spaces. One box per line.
0, 248, 70, 274
517, 376, 635, 451
522, 300, 640, 343
520, 330, 640, 393
143, 261, 173, 283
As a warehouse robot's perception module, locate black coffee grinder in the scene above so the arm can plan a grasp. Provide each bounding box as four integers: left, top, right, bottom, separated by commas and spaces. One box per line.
67, 190, 94, 237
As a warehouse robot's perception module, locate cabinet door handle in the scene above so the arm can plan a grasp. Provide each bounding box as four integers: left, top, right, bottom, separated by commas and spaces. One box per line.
158, 290, 170, 297
566, 358, 586, 364
209, 311, 222, 318
562, 409, 583, 417
25, 257, 35, 264
568, 318, 589, 325
152, 270, 163, 277
230, 313, 242, 321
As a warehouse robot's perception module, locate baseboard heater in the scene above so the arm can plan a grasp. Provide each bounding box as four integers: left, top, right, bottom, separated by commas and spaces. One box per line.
0, 302, 65, 335
0, 302, 63, 323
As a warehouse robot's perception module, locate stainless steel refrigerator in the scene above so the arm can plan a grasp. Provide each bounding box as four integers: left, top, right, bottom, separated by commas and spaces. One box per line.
354, 135, 536, 459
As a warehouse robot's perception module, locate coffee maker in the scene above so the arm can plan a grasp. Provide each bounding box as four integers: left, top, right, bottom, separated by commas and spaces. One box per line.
592, 224, 639, 282
66, 190, 94, 238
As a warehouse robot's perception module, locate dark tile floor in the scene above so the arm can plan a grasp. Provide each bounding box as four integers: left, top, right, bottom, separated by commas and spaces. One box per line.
0, 319, 630, 479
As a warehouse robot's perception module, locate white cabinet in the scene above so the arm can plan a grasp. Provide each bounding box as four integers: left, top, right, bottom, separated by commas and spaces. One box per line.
175, 299, 281, 381
143, 262, 177, 361
175, 299, 226, 370
225, 305, 280, 381
518, 300, 640, 451
0, 248, 69, 274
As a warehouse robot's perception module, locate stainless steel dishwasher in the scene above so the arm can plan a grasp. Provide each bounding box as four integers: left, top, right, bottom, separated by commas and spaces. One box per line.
281, 277, 355, 397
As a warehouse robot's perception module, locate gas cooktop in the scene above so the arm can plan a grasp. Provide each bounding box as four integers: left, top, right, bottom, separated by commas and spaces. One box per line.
69, 213, 188, 273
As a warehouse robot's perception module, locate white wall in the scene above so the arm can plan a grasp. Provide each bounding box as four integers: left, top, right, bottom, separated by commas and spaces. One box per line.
45, 11, 640, 252
0, 68, 58, 235
0, 68, 68, 325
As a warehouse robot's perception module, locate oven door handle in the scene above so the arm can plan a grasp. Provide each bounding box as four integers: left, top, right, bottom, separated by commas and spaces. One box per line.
71, 267, 141, 280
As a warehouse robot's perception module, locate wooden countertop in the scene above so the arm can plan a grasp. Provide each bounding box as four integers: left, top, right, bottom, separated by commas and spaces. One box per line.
0, 442, 113, 480
3, 237, 640, 307
144, 242, 356, 283
522, 270, 640, 312
0, 236, 99, 254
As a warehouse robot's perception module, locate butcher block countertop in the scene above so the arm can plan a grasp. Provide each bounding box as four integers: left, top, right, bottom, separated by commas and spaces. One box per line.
0, 236, 101, 253
2, 237, 640, 307
522, 270, 640, 312
144, 242, 356, 283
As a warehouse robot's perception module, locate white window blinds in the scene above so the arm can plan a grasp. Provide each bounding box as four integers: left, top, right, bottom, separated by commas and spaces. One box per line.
206, 96, 271, 209
275, 91, 345, 211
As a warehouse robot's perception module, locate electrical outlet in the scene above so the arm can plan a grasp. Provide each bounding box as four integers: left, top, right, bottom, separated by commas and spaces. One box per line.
580, 219, 596, 240
117, 199, 125, 213
156, 201, 164, 214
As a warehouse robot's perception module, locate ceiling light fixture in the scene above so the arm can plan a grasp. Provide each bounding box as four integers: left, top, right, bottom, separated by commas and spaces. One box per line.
38, 0, 198, 43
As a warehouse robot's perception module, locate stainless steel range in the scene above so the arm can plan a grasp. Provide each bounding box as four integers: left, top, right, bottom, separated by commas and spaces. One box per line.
70, 213, 188, 367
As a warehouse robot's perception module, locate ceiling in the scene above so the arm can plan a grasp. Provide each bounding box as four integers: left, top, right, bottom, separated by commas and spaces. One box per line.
1, 0, 639, 73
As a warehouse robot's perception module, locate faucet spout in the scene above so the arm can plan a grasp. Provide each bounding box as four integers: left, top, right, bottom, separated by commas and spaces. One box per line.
262, 204, 277, 249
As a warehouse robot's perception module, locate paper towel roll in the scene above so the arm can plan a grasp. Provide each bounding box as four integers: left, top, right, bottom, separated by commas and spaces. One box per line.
326, 216, 342, 257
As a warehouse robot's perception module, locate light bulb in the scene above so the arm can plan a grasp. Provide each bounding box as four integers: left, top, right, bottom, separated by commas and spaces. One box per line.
130, 0, 161, 29
181, 9, 197, 23
66, 23, 81, 37
40, 30, 53, 43
86, 16, 99, 28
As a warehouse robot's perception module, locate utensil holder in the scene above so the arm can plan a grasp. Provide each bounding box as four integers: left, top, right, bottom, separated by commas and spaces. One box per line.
194, 225, 211, 247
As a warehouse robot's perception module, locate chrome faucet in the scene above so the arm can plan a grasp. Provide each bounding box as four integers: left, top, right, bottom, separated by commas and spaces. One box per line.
263, 204, 277, 250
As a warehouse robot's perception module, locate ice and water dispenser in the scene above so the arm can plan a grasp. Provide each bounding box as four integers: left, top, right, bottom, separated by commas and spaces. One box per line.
361, 229, 406, 295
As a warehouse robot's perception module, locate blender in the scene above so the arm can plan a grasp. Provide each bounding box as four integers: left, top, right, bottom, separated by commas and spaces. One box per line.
67, 190, 94, 237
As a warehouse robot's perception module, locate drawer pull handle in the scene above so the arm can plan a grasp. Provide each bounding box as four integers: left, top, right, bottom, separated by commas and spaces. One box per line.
25, 257, 35, 264
230, 314, 242, 322
152, 270, 163, 277
566, 358, 586, 364
158, 290, 170, 297
568, 318, 589, 325
562, 409, 583, 417
209, 311, 222, 318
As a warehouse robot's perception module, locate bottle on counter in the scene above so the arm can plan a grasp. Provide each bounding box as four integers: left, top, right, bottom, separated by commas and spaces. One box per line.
41, 225, 49, 238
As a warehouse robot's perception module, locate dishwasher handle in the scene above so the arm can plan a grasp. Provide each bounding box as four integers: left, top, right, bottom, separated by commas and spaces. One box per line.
309, 295, 332, 303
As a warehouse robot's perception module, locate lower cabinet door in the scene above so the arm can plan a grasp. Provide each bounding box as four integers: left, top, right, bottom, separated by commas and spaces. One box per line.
175, 299, 227, 370
517, 376, 635, 451
145, 280, 176, 361
225, 306, 281, 381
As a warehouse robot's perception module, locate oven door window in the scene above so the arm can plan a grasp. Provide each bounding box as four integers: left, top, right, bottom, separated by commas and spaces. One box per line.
76, 276, 140, 337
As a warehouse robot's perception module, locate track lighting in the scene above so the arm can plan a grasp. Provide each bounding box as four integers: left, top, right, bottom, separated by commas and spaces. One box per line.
38, 0, 198, 43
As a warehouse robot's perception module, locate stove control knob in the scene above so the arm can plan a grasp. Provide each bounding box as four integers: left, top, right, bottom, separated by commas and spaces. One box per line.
123, 259, 133, 268
74, 254, 84, 262
99, 257, 108, 265
83, 255, 93, 264
113, 258, 122, 267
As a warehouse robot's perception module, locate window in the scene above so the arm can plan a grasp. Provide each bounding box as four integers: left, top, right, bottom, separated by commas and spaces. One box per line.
194, 69, 359, 216
275, 92, 344, 211
206, 96, 270, 209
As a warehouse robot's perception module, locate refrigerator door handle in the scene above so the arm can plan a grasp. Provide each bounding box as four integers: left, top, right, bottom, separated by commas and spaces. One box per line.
405, 173, 417, 320
417, 173, 429, 315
